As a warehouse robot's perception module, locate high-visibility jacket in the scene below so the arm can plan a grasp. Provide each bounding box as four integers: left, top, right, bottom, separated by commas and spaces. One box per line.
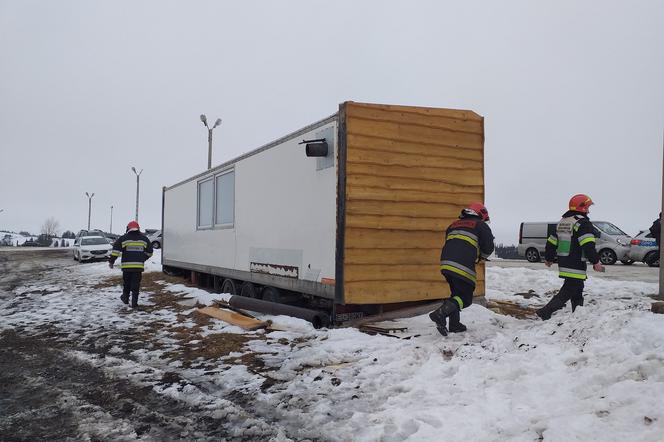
109, 230, 153, 272
544, 211, 599, 280
440, 215, 494, 287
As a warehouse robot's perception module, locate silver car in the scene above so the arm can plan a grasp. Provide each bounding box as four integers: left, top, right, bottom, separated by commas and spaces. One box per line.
628, 230, 659, 267
517, 220, 631, 265
148, 230, 162, 249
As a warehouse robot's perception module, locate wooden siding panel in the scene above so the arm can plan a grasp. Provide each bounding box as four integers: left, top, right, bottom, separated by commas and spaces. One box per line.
347, 101, 483, 122
345, 264, 485, 283
347, 133, 483, 161
345, 105, 484, 135
347, 186, 482, 204
347, 118, 483, 150
346, 215, 455, 232
346, 163, 484, 186
344, 279, 486, 303
345, 247, 440, 265
342, 102, 485, 305
347, 146, 482, 171
346, 200, 464, 219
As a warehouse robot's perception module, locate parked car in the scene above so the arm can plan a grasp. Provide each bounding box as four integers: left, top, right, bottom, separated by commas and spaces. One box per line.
1, 234, 13, 246
517, 220, 631, 265
72, 236, 112, 262
105, 233, 120, 244
628, 230, 659, 267
148, 230, 162, 249
76, 229, 108, 239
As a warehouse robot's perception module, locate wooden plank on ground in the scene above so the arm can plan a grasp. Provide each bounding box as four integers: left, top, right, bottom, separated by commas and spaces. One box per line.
198, 306, 268, 330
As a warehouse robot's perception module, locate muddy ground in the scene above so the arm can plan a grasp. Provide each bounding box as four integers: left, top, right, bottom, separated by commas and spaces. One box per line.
0, 250, 285, 441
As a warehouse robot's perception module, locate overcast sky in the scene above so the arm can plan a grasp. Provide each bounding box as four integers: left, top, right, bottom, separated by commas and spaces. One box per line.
1, 0, 662, 244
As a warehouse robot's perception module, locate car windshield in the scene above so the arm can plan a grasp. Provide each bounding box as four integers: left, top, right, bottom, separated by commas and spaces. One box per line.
594, 222, 628, 236
82, 237, 108, 245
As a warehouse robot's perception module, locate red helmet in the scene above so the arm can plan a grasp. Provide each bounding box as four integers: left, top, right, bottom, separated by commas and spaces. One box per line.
465, 202, 490, 222
126, 220, 140, 232
569, 194, 593, 213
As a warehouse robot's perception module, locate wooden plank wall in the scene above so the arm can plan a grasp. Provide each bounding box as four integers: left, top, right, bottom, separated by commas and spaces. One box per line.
342, 102, 485, 304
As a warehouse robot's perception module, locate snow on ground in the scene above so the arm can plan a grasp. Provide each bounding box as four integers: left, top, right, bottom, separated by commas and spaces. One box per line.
2, 254, 663, 441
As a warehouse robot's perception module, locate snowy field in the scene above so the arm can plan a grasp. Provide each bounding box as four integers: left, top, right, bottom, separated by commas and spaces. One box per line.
1, 250, 663, 441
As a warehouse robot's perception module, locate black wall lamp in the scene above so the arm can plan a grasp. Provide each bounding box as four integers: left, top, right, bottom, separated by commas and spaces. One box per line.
299, 138, 328, 157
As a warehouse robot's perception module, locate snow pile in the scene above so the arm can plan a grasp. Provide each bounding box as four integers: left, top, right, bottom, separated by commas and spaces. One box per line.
2, 258, 663, 441
240, 267, 663, 441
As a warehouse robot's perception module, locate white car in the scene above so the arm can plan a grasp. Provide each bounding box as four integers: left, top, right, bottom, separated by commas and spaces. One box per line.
73, 236, 112, 262
148, 230, 162, 249
628, 230, 659, 267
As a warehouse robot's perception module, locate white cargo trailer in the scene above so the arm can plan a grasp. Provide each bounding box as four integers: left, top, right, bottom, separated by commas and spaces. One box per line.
162, 101, 485, 323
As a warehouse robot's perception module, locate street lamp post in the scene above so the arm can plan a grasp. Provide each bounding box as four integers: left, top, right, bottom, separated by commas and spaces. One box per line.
110, 205, 114, 234
660, 130, 663, 296
131, 167, 143, 222
200, 114, 222, 169
85, 192, 95, 230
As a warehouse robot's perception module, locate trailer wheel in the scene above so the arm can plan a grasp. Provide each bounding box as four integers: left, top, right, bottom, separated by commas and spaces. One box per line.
221, 278, 237, 296
240, 282, 258, 298
261, 286, 282, 303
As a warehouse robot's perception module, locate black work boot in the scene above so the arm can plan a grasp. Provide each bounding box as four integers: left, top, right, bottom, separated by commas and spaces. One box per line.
448, 309, 467, 333
536, 293, 567, 321
131, 293, 139, 309
120, 293, 129, 305
429, 300, 459, 336
570, 295, 584, 312
536, 307, 552, 321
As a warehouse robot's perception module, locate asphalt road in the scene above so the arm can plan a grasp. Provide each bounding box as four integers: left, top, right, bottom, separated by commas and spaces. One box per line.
488, 259, 660, 284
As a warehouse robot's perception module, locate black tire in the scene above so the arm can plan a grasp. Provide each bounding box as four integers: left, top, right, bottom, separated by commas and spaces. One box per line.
151, 241, 161, 249
73, 252, 78, 261
525, 248, 541, 263
620, 259, 634, 265
239, 281, 258, 298
221, 278, 237, 296
261, 286, 282, 303
599, 249, 617, 265
645, 251, 660, 268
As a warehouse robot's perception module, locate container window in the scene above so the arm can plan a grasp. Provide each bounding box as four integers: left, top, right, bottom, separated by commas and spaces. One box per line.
215, 171, 235, 226
197, 179, 214, 228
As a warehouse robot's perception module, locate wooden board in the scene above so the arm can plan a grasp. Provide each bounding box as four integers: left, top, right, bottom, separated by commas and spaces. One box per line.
341, 102, 485, 305
197, 306, 268, 330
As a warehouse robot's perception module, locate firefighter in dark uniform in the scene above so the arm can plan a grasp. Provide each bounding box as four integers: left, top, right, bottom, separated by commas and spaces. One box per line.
650, 213, 661, 248
648, 213, 661, 266
109, 220, 153, 308
536, 194, 605, 320
429, 202, 494, 336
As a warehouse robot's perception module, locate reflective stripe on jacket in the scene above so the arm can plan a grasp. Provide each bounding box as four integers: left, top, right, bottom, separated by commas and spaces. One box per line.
544, 211, 599, 280
109, 230, 153, 272
440, 215, 494, 287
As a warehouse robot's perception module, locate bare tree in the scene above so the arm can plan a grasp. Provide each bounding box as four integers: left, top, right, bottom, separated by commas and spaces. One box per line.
41, 217, 60, 238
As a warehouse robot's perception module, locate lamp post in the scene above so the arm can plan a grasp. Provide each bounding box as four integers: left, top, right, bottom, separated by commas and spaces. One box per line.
131, 167, 143, 221
85, 192, 94, 230
200, 114, 222, 169
110, 205, 113, 234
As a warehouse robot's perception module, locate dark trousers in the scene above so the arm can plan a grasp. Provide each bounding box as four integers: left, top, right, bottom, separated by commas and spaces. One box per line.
542, 278, 584, 315
444, 274, 474, 310
122, 271, 142, 306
